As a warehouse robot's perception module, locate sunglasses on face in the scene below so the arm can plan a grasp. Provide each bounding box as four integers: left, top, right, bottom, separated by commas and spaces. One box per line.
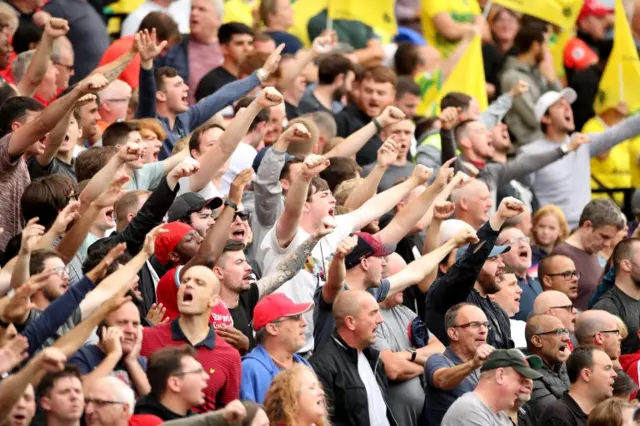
234, 210, 251, 222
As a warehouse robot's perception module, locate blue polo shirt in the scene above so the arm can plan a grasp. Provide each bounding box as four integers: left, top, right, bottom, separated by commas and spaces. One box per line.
424, 347, 480, 426
512, 275, 543, 322
68, 345, 148, 392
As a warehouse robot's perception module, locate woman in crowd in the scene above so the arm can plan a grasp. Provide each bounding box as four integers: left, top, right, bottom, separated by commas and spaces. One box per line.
529, 204, 570, 276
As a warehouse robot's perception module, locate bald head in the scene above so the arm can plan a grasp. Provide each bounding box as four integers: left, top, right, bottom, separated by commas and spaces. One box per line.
333, 290, 376, 327
575, 310, 617, 345
525, 314, 564, 349
451, 178, 488, 205
450, 178, 492, 230
533, 290, 571, 314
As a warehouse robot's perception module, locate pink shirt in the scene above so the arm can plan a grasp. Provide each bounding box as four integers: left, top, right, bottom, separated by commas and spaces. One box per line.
188, 39, 223, 105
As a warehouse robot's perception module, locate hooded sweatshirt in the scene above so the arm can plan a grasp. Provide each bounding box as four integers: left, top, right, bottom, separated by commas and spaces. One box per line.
129, 395, 192, 426
240, 344, 311, 403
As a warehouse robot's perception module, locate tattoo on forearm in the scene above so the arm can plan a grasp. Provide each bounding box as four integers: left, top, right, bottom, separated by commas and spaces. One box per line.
257, 237, 319, 296
103, 54, 135, 82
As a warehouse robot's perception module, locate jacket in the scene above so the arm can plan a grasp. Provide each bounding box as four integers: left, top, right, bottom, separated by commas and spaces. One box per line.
130, 395, 191, 426
425, 222, 513, 349
525, 357, 570, 421
500, 56, 563, 146
240, 345, 311, 403
309, 331, 398, 426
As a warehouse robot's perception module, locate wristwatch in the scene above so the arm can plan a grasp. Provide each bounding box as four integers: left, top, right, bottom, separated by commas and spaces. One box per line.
224, 199, 238, 210
560, 143, 570, 155
256, 68, 268, 82
372, 117, 383, 132
408, 349, 417, 362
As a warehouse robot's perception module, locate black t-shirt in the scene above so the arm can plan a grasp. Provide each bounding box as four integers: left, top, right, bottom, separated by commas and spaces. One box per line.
195, 67, 237, 102
537, 392, 588, 426
285, 101, 300, 120
27, 156, 78, 183
592, 285, 640, 354
229, 282, 260, 350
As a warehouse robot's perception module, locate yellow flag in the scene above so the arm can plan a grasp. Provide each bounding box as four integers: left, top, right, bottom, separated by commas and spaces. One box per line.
416, 36, 488, 116
594, 0, 640, 114
549, 0, 584, 79
291, 0, 328, 47
492, 0, 570, 28
327, 0, 396, 41
222, 0, 254, 26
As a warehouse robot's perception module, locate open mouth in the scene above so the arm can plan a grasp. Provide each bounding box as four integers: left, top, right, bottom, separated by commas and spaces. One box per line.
514, 297, 520, 303
12, 414, 27, 424
182, 290, 194, 303
328, 207, 335, 216
559, 344, 568, 352
231, 229, 245, 240
181, 93, 188, 104
518, 248, 528, 258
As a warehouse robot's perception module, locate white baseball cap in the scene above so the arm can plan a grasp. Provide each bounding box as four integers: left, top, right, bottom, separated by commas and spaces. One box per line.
534, 88, 578, 123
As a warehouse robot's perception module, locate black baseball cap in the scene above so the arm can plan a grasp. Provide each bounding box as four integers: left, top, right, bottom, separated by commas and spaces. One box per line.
167, 193, 223, 222
344, 232, 397, 270
480, 349, 543, 379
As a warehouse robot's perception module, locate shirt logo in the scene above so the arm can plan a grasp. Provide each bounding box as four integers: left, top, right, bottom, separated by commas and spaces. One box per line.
209, 368, 215, 374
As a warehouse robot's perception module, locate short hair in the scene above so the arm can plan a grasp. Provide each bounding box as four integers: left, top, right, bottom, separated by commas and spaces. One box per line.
320, 157, 361, 192
566, 346, 597, 384
0, 3, 18, 34
188, 122, 225, 154
394, 42, 421, 76
83, 239, 132, 280
396, 76, 420, 100
155, 67, 180, 91
440, 92, 472, 111
612, 238, 640, 270
11, 49, 33, 83
238, 51, 280, 79
362, 66, 397, 88
453, 119, 477, 144
147, 345, 196, 399
29, 249, 62, 275
612, 369, 637, 397
415, 116, 441, 139
0, 95, 44, 137
279, 157, 304, 181
74, 146, 118, 181
138, 11, 180, 42
334, 178, 361, 206
102, 121, 141, 147
114, 190, 150, 226
514, 20, 547, 54
11, 22, 41, 54
21, 175, 75, 229
317, 54, 355, 85
444, 303, 474, 330
524, 314, 550, 348
0, 83, 17, 108
303, 111, 336, 140
134, 117, 167, 141
218, 22, 254, 45
307, 176, 330, 201
588, 397, 636, 426
217, 239, 247, 267
37, 365, 82, 398
538, 253, 572, 284
98, 376, 136, 415
578, 199, 625, 229
258, 0, 278, 26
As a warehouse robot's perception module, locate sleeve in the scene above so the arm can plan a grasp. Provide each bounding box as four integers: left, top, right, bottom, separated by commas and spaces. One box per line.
0, 134, 18, 172
426, 222, 499, 312
137, 162, 165, 191
371, 325, 392, 352
440, 129, 457, 168
239, 360, 260, 402
416, 144, 444, 170
253, 148, 286, 228
588, 114, 640, 157
162, 412, 227, 426
483, 146, 564, 186
479, 93, 513, 130
592, 296, 621, 317
425, 354, 449, 387
20, 276, 96, 356
135, 67, 157, 119
67, 349, 94, 374
375, 279, 391, 302
220, 351, 241, 405
422, 0, 448, 18
500, 72, 539, 130
333, 111, 350, 138
186, 73, 261, 131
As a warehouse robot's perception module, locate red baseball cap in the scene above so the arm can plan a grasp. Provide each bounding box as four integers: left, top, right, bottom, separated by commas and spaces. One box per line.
578, 0, 613, 21
253, 293, 313, 331
154, 222, 194, 265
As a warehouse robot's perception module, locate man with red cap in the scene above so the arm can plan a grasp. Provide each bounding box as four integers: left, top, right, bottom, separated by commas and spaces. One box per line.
239, 293, 313, 403
153, 221, 202, 278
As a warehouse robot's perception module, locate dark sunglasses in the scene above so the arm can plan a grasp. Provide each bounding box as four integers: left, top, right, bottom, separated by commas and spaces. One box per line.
234, 210, 251, 222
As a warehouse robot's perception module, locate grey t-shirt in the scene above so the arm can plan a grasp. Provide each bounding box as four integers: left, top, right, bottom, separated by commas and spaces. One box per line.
372, 305, 426, 426
361, 162, 415, 192
592, 286, 640, 354
312, 280, 391, 352
441, 392, 513, 426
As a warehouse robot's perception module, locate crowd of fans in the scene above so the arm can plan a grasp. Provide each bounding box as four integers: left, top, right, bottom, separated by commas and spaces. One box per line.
2, 0, 640, 425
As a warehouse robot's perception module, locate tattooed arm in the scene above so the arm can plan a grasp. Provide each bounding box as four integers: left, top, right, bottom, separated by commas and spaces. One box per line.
90, 35, 138, 84
256, 219, 336, 297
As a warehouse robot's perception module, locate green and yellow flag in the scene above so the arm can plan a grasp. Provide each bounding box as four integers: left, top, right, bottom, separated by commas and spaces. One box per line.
291, 0, 328, 47
594, 0, 640, 114
327, 0, 396, 42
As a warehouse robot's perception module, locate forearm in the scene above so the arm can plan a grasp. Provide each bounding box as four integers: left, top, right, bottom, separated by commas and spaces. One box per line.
79, 157, 123, 207
415, 339, 445, 365
276, 175, 311, 246
479, 93, 513, 130
9, 252, 30, 290
441, 38, 471, 81
0, 258, 17, 297
36, 229, 62, 250
590, 113, 640, 156
350, 178, 418, 231
135, 67, 156, 118
433, 361, 477, 390
343, 164, 386, 210
256, 235, 321, 297
326, 121, 377, 158
125, 360, 150, 396
378, 184, 439, 245
18, 35, 54, 97
92, 50, 136, 84
56, 203, 100, 262
419, 218, 443, 292
161, 149, 188, 174
386, 352, 424, 380
37, 109, 72, 166
323, 256, 346, 304
254, 148, 286, 227
54, 298, 112, 357
353, 41, 385, 67
388, 240, 457, 294
278, 50, 314, 92
183, 206, 235, 276
0, 362, 40, 423
434, 15, 474, 42
497, 147, 564, 184
441, 129, 456, 165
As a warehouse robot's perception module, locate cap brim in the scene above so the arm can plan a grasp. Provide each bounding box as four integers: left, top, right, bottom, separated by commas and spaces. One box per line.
282, 302, 314, 318
205, 197, 223, 210
560, 88, 577, 105
489, 245, 511, 258
513, 365, 543, 380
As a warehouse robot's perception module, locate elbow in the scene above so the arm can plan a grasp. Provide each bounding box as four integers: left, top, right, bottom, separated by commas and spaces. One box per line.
384, 363, 401, 381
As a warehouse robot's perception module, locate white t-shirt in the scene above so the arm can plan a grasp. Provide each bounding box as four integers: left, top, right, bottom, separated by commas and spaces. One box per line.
259, 213, 356, 352
221, 142, 257, 194
510, 319, 527, 348
177, 176, 223, 199
358, 352, 391, 426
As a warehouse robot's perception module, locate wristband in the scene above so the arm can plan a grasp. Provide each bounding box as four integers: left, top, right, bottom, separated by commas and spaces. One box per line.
224, 199, 238, 210
372, 117, 383, 132
560, 143, 570, 155
256, 68, 268, 82
409, 349, 417, 362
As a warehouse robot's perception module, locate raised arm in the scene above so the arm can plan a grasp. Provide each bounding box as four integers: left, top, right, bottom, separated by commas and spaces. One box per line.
420, 202, 455, 292
17, 18, 68, 97
276, 153, 329, 248
321, 235, 357, 305
325, 106, 406, 159
7, 73, 108, 157
343, 139, 396, 210
90, 32, 139, 84
278, 35, 332, 92
9, 219, 45, 290
135, 29, 165, 119
589, 112, 640, 157
188, 87, 285, 192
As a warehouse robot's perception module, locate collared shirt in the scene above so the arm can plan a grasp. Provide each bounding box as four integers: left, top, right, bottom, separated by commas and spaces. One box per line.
140, 318, 241, 412
512, 275, 542, 321
536, 392, 588, 426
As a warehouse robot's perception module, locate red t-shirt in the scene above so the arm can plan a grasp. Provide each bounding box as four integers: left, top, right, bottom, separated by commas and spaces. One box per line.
140, 319, 241, 412
98, 35, 140, 89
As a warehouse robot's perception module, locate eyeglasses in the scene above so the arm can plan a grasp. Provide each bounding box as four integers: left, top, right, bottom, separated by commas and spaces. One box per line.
501, 237, 530, 246
234, 210, 251, 222
84, 398, 125, 407
104, 98, 131, 103
173, 367, 206, 377
546, 270, 581, 280
452, 321, 491, 330
549, 304, 575, 312
271, 314, 304, 324
53, 62, 74, 72
49, 266, 69, 277
535, 328, 570, 337
594, 329, 620, 337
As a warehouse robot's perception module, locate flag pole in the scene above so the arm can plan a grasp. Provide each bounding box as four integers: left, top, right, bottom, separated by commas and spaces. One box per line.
326, 0, 333, 32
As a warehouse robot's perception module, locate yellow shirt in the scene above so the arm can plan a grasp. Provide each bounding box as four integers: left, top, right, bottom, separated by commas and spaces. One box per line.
223, 0, 255, 26
583, 117, 634, 206
420, 0, 480, 57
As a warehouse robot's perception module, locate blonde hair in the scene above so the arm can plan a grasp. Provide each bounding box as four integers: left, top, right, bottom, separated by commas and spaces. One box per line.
334, 178, 362, 206
264, 364, 329, 426
133, 117, 167, 141
587, 398, 635, 426
532, 205, 569, 248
